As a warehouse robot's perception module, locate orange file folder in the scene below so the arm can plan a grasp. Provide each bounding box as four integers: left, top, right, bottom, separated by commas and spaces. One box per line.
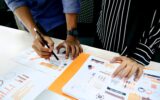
49, 53, 89, 100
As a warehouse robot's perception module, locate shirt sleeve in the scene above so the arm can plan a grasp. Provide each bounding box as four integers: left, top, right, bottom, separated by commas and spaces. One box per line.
62, 0, 80, 13
4, 0, 26, 11
127, 10, 160, 66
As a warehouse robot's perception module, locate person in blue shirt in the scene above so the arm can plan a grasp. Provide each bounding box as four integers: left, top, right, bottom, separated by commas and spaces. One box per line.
5, 0, 83, 59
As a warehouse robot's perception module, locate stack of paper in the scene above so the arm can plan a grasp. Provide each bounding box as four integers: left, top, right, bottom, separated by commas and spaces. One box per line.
0, 66, 54, 100
14, 48, 72, 80
5, 49, 159, 100
0, 48, 72, 100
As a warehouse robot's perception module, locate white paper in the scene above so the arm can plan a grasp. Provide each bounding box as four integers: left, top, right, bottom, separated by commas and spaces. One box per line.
62, 56, 120, 100
0, 48, 72, 100
0, 66, 54, 100
14, 48, 72, 81
134, 70, 160, 100
35, 90, 71, 100
62, 56, 160, 100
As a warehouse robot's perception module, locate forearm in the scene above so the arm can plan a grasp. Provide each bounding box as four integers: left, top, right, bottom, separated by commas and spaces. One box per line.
127, 21, 160, 66
14, 6, 37, 36
65, 13, 79, 41
65, 13, 78, 31
62, 0, 80, 31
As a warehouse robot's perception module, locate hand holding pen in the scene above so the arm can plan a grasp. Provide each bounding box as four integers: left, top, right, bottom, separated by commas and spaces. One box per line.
32, 28, 59, 60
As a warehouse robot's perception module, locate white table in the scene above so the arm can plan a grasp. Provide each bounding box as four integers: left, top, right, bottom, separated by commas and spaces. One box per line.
0, 26, 160, 100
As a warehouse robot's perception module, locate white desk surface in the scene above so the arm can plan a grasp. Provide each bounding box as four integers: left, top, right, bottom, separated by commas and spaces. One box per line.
0, 25, 160, 100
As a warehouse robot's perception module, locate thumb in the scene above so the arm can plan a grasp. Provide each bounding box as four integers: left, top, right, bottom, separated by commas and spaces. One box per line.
56, 42, 65, 54
110, 56, 123, 63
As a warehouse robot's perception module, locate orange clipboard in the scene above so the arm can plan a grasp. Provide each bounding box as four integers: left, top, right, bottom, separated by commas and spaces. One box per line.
48, 53, 90, 100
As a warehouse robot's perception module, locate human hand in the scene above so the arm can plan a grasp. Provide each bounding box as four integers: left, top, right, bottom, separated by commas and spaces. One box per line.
32, 34, 54, 59
56, 35, 83, 59
111, 56, 144, 81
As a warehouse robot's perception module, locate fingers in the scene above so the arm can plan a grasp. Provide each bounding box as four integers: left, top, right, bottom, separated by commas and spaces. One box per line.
79, 45, 83, 53
56, 43, 65, 54
125, 64, 137, 79
110, 56, 123, 63
32, 38, 52, 59
64, 38, 83, 59
119, 64, 132, 79
112, 56, 144, 81
70, 45, 83, 59
32, 45, 51, 59
75, 45, 80, 57
71, 45, 76, 59
135, 66, 143, 81
112, 61, 126, 78
57, 40, 83, 59
70, 45, 81, 59
65, 44, 70, 59
56, 42, 76, 59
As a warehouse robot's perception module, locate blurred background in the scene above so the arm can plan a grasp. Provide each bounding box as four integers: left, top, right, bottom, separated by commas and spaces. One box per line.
0, 0, 159, 62
0, 0, 17, 28
0, 0, 102, 46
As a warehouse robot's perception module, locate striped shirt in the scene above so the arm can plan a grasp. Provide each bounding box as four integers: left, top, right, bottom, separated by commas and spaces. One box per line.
97, 0, 160, 65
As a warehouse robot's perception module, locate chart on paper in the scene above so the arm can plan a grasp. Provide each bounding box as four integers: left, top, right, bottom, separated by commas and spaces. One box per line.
0, 66, 54, 100
62, 56, 160, 100
62, 56, 120, 100
14, 48, 72, 80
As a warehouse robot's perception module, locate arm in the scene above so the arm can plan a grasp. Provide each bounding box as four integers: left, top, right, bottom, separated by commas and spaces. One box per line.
65, 14, 78, 31
62, 0, 80, 30
128, 21, 160, 66
4, 0, 35, 35
5, 0, 54, 59
57, 0, 83, 59
13, 6, 37, 36
112, 9, 160, 80
65, 13, 78, 42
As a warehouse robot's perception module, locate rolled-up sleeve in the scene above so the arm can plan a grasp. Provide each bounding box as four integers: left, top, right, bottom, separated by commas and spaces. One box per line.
5, 0, 26, 11
62, 0, 80, 13
127, 19, 160, 66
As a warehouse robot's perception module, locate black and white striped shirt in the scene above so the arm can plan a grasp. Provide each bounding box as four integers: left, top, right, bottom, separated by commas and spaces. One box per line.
97, 0, 160, 65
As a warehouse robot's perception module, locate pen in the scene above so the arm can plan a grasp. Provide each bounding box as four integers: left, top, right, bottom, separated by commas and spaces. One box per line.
34, 28, 59, 60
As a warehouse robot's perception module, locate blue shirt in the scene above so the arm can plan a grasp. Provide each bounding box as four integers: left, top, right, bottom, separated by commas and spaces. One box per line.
5, 0, 80, 32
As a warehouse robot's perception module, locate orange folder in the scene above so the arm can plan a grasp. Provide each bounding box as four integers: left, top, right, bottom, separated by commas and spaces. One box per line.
48, 53, 90, 100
